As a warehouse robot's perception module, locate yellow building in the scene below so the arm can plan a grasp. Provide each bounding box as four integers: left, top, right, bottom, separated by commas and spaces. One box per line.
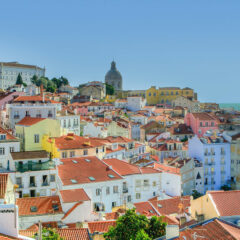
191, 190, 240, 221
146, 86, 195, 105
15, 117, 63, 151
42, 134, 106, 159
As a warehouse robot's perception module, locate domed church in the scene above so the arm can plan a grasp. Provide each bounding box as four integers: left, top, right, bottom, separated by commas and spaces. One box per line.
105, 61, 122, 91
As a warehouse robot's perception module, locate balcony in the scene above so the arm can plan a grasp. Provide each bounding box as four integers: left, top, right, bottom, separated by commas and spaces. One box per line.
208, 162, 215, 166
122, 188, 128, 193
211, 152, 215, 156
29, 182, 36, 187
48, 113, 53, 117
15, 160, 55, 173
13, 115, 20, 119
42, 182, 49, 186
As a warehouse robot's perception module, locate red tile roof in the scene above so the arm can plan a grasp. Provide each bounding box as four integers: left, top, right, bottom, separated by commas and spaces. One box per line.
208, 190, 240, 216
150, 162, 180, 175
105, 212, 120, 220
16, 196, 63, 216
58, 156, 123, 185
0, 127, 17, 140
20, 228, 91, 240
59, 189, 90, 203
88, 221, 116, 234
62, 202, 83, 220
149, 196, 191, 215
0, 174, 8, 199
103, 158, 160, 176
134, 201, 160, 217
177, 219, 240, 240
0, 234, 20, 240
16, 117, 45, 126
192, 112, 217, 121
52, 134, 104, 150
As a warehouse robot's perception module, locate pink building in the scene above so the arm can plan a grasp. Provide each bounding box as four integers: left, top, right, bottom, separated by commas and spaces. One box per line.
184, 112, 218, 137
0, 91, 25, 110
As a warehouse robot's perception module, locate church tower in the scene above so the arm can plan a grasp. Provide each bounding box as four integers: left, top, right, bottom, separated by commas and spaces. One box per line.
105, 61, 122, 91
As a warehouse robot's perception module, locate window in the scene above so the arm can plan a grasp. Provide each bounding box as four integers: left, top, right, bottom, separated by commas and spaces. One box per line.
62, 152, 67, 158
96, 148, 99, 154
205, 122, 208, 127
0, 148, 5, 155
102, 147, 105, 152
148, 93, 151, 96
152, 181, 157, 187
153, 92, 156, 96
96, 188, 101, 196
135, 180, 141, 188
200, 122, 203, 127
106, 187, 110, 195
136, 193, 141, 199
70, 151, 75, 157
113, 186, 118, 193
112, 202, 117, 207
144, 180, 149, 187
83, 150, 88, 156
211, 122, 214, 127
30, 206, 37, 212
94, 203, 105, 212
34, 134, 39, 143
63, 120, 66, 128
50, 174, 55, 182
9, 147, 14, 153
0, 134, 6, 140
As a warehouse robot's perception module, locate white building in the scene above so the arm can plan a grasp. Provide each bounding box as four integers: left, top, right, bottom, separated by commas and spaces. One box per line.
114, 99, 127, 109
6, 95, 61, 128
0, 127, 20, 169
83, 122, 108, 138
0, 62, 45, 90
127, 96, 146, 112
7, 151, 57, 198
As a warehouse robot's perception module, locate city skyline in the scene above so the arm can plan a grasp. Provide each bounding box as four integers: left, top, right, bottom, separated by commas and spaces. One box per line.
1, 0, 240, 103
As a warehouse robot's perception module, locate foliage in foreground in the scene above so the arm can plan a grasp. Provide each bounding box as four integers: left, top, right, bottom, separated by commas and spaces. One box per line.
33, 228, 63, 240
104, 209, 167, 240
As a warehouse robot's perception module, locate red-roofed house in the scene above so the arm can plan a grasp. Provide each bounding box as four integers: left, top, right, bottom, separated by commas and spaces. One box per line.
191, 190, 240, 222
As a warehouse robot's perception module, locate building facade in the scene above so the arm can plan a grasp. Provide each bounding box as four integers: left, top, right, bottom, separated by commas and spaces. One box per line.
0, 62, 45, 90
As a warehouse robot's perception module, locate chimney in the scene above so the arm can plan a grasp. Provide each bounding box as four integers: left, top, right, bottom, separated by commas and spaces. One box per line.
166, 225, 179, 239
0, 204, 19, 238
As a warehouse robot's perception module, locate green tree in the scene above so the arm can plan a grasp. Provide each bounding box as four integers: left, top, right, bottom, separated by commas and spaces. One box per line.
59, 76, 69, 86
106, 83, 115, 95
146, 216, 166, 239
34, 228, 63, 240
192, 190, 203, 199
16, 73, 24, 85
31, 75, 38, 85
135, 229, 151, 240
46, 81, 57, 93
104, 209, 166, 240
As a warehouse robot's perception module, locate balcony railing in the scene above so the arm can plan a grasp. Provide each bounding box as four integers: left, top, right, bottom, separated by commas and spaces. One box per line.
42, 182, 49, 186
122, 188, 128, 193
15, 160, 55, 173
14, 115, 20, 119
29, 182, 36, 187
17, 183, 24, 188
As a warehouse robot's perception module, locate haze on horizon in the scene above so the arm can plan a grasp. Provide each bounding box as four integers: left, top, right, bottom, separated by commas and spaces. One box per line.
1, 0, 240, 103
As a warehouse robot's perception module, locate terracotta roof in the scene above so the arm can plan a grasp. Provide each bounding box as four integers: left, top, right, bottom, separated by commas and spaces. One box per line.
20, 228, 91, 240
134, 201, 160, 217
14, 95, 49, 102
150, 162, 180, 175
62, 202, 83, 220
192, 112, 217, 121
88, 221, 116, 234
105, 212, 120, 220
149, 196, 191, 215
105, 136, 133, 143
59, 189, 90, 203
103, 158, 160, 176
162, 215, 179, 225
208, 190, 240, 216
52, 134, 104, 150
0, 127, 17, 140
11, 150, 48, 160
58, 156, 123, 185
177, 218, 240, 240
0, 234, 20, 240
0, 62, 43, 70
0, 174, 8, 199
16, 117, 45, 126
16, 196, 63, 216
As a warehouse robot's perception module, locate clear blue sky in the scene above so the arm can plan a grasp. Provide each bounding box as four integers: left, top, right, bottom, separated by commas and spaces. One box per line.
1, 1, 240, 103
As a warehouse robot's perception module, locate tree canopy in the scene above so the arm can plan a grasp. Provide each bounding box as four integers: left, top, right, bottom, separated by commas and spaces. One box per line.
16, 73, 27, 86
106, 83, 115, 95
104, 209, 167, 240
31, 75, 69, 93
34, 228, 63, 240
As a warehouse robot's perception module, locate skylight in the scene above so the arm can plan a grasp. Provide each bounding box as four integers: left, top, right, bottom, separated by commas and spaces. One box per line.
85, 159, 91, 162
158, 204, 162, 208
108, 174, 115, 178
30, 206, 37, 212
71, 179, 78, 183
72, 160, 78, 163
88, 176, 95, 181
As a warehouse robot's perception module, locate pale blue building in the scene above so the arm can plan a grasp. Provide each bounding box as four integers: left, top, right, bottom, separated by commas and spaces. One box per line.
188, 135, 231, 192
